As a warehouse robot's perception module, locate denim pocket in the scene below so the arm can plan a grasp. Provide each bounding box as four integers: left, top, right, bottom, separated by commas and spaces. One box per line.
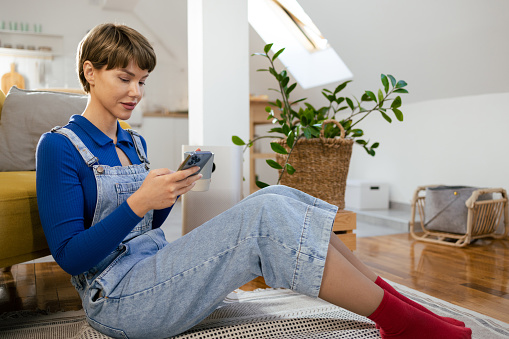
87, 316, 129, 339
115, 181, 152, 233
115, 181, 143, 206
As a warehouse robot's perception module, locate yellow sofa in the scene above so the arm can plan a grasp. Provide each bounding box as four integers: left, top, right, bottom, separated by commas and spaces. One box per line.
0, 87, 129, 268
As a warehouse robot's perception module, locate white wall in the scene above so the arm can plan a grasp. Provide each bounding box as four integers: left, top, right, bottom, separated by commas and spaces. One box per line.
248, 0, 509, 204
3, 0, 508, 203
347, 93, 509, 204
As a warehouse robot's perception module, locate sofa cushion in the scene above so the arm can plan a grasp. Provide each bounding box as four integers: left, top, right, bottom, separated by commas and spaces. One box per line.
0, 171, 50, 267
0, 89, 6, 119
0, 87, 88, 171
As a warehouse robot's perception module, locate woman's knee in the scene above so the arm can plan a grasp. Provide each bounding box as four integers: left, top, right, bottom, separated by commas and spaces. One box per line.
249, 185, 300, 199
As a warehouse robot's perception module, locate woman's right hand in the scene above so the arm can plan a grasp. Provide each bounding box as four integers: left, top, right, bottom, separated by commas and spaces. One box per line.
126, 167, 202, 217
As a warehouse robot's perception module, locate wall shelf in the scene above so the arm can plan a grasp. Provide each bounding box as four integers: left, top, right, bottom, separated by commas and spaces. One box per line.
0, 29, 63, 57
0, 47, 53, 60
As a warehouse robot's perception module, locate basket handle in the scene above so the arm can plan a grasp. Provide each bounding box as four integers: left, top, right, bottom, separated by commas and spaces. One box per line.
320, 119, 346, 139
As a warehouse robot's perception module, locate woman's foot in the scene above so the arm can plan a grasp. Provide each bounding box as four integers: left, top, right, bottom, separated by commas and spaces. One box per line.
369, 291, 472, 339
375, 276, 465, 328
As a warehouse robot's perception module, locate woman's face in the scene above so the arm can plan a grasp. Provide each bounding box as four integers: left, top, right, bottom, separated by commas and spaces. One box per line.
89, 60, 149, 122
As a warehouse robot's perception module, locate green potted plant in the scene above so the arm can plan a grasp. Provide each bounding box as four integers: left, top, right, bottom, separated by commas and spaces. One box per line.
233, 43, 409, 208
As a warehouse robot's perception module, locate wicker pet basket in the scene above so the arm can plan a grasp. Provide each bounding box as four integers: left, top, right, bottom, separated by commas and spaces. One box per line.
275, 120, 354, 209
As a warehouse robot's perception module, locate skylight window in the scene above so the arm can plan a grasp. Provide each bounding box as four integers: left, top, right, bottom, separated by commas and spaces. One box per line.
249, 0, 353, 89
271, 0, 329, 52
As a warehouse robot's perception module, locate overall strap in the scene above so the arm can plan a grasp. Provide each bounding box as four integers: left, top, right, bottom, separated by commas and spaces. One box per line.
51, 126, 99, 167
125, 129, 150, 165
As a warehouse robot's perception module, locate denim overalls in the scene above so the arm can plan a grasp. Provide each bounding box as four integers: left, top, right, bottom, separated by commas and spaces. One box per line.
53, 127, 338, 339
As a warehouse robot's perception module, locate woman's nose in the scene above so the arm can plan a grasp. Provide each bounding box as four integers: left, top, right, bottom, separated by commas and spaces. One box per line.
129, 82, 142, 98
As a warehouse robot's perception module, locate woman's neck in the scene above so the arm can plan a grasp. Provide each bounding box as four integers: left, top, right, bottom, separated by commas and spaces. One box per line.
82, 105, 118, 143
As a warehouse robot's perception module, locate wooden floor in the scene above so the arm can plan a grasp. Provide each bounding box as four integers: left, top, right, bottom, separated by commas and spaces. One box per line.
1, 233, 508, 324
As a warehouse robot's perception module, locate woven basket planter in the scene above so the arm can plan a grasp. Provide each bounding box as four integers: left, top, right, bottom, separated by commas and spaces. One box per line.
275, 120, 354, 209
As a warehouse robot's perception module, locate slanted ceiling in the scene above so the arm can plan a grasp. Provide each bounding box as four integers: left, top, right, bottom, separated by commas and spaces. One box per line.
101, 0, 140, 11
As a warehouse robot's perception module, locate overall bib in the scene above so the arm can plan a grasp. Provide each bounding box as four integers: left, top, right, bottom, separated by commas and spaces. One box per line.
53, 127, 338, 339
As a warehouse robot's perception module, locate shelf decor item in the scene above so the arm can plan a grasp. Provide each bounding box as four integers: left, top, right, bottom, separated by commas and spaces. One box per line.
233, 44, 409, 209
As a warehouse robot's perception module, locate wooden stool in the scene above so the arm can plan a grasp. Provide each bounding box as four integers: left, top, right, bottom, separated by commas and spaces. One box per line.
333, 210, 357, 251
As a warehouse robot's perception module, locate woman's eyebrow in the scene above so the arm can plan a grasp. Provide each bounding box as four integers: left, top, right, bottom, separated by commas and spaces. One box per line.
119, 69, 149, 79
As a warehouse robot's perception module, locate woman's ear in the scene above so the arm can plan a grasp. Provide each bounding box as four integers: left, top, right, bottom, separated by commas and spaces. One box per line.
83, 61, 95, 87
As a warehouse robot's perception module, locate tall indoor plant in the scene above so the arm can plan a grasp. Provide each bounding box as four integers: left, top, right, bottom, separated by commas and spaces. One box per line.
233, 44, 409, 208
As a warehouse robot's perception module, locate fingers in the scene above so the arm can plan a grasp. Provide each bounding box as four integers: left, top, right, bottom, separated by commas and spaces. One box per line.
150, 167, 172, 176
175, 166, 201, 181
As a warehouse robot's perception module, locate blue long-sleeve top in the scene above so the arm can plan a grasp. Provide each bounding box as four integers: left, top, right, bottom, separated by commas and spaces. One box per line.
36, 115, 173, 275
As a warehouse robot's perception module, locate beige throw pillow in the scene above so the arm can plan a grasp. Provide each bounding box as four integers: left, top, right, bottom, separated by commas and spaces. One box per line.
0, 87, 88, 171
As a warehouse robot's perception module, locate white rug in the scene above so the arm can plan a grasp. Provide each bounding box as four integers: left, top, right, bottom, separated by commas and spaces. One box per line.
1, 281, 508, 338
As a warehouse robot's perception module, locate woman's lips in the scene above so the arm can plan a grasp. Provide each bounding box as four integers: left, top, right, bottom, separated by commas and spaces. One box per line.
121, 102, 137, 110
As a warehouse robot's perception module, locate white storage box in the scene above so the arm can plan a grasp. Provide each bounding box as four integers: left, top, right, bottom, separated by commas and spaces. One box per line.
345, 180, 389, 210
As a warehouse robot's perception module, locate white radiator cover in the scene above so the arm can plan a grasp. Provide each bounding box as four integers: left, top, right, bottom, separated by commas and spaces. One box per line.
181, 145, 243, 235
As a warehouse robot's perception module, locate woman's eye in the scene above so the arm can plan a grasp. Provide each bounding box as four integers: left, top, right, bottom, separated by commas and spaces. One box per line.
139, 82, 146, 86
120, 78, 129, 83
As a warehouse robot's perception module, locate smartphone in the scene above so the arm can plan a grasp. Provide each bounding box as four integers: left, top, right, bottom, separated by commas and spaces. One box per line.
177, 151, 214, 177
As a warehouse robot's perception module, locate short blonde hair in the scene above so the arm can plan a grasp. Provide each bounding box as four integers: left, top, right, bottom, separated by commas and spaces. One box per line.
77, 23, 156, 93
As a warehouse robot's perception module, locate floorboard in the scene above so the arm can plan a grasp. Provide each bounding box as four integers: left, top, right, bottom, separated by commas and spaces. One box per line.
1, 233, 508, 324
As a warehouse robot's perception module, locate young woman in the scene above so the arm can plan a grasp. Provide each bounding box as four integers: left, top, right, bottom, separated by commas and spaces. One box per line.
36, 23, 471, 339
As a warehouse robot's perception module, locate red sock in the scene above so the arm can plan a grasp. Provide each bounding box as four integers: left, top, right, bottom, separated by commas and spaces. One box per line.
375, 276, 465, 328
368, 291, 472, 339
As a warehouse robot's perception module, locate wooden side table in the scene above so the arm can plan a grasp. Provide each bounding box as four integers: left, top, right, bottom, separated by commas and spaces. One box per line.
333, 210, 357, 251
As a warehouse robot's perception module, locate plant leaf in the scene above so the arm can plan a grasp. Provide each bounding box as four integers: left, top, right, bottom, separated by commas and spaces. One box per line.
381, 112, 392, 123
232, 136, 245, 146
388, 74, 396, 87
287, 132, 295, 148
290, 98, 307, 105
378, 89, 384, 104
256, 180, 270, 189
392, 108, 404, 121
371, 142, 380, 149
282, 123, 291, 136
346, 97, 354, 110
396, 80, 408, 88
334, 80, 351, 94
393, 88, 409, 94
281, 76, 289, 88
266, 159, 283, 169
303, 127, 312, 139
391, 96, 402, 108
272, 48, 285, 61
381, 74, 389, 93
286, 83, 297, 96
351, 129, 364, 137
264, 43, 273, 54
270, 142, 288, 154
366, 91, 377, 102
286, 163, 296, 175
